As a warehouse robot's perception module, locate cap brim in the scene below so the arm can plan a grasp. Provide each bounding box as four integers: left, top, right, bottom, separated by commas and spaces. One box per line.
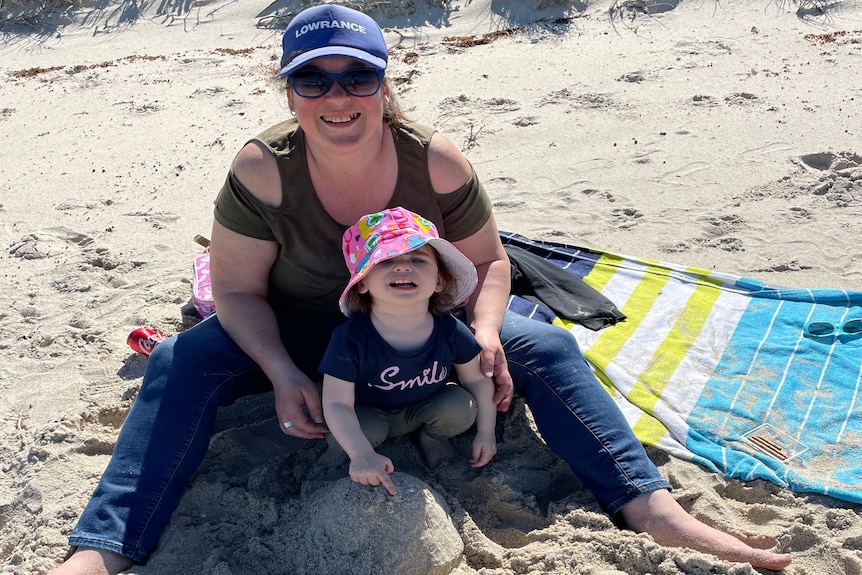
279, 46, 387, 77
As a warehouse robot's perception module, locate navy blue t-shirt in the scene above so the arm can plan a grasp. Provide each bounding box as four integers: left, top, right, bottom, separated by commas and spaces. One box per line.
319, 313, 482, 409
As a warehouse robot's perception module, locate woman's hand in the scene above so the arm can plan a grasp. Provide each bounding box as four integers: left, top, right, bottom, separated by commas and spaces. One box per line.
472, 327, 514, 412
272, 369, 328, 439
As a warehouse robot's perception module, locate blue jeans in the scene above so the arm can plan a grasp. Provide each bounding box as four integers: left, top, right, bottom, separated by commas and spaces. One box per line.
69, 310, 669, 562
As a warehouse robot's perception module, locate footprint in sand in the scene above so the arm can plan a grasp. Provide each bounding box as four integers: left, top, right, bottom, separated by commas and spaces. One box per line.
513, 116, 539, 127
785, 206, 813, 220
618, 71, 646, 83
484, 97, 520, 113
127, 102, 164, 114
672, 39, 732, 56
750, 260, 814, 273
9, 225, 132, 275
8, 227, 94, 260
224, 99, 246, 110
493, 199, 528, 210
724, 92, 760, 106
691, 94, 718, 107
703, 236, 744, 253
698, 213, 745, 238
824, 508, 857, 531
66, 404, 132, 456
486, 177, 525, 210
538, 88, 616, 111
580, 188, 617, 203
438, 95, 521, 115
190, 86, 228, 97
611, 207, 643, 229
714, 479, 785, 506
783, 523, 824, 553
124, 209, 180, 230
189, 85, 248, 112
659, 240, 692, 254
436, 95, 522, 147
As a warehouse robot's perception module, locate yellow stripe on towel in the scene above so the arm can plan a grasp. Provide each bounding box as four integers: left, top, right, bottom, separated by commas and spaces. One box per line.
587, 265, 671, 370
552, 253, 634, 397
553, 258, 722, 446
628, 269, 723, 444
583, 262, 673, 401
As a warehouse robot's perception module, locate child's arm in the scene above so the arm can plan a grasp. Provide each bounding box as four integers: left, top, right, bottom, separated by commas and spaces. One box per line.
455, 356, 497, 468
322, 374, 397, 495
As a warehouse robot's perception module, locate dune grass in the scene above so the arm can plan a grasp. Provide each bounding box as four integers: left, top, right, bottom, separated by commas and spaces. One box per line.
0, 0, 844, 33
0, 0, 79, 27
0, 0, 419, 28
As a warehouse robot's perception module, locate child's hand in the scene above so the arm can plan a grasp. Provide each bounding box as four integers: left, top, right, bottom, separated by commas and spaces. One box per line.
469, 431, 497, 468
348, 451, 397, 495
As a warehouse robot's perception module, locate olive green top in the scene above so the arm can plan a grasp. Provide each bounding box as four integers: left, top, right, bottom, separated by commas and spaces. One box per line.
214, 119, 492, 317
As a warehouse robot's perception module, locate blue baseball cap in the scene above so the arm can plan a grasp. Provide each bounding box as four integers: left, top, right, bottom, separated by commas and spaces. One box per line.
278, 5, 388, 78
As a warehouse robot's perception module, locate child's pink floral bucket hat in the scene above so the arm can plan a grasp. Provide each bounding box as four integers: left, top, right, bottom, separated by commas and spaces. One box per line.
339, 207, 478, 316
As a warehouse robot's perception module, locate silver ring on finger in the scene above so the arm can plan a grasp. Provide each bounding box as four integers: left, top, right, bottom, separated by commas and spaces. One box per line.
282, 421, 293, 429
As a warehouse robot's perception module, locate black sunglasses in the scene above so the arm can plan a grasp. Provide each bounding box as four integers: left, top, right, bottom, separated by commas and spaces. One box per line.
289, 68, 384, 99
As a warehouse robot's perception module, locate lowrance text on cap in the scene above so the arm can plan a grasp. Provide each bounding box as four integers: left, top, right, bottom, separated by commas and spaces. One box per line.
279, 5, 388, 77
294, 17, 368, 37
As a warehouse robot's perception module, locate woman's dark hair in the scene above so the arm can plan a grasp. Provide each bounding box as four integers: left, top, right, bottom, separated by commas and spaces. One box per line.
343, 247, 458, 315
381, 79, 410, 127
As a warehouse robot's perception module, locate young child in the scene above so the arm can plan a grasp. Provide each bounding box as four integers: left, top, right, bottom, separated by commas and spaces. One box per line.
320, 207, 497, 495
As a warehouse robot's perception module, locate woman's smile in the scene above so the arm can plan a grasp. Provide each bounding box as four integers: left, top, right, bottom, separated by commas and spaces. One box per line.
322, 113, 360, 123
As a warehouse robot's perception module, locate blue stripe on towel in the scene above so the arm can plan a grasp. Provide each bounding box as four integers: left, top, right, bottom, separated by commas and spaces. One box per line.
501, 231, 862, 503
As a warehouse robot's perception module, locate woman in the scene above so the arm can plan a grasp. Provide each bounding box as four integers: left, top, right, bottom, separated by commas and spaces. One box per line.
52, 5, 791, 573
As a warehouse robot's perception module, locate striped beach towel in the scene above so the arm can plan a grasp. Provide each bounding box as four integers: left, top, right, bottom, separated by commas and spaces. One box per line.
502, 232, 862, 504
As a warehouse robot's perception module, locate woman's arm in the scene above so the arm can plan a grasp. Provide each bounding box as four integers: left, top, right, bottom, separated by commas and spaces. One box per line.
427, 132, 514, 411
209, 141, 326, 438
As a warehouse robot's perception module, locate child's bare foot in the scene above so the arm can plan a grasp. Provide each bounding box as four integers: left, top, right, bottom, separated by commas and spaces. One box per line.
47, 548, 133, 575
418, 429, 456, 469
620, 490, 792, 570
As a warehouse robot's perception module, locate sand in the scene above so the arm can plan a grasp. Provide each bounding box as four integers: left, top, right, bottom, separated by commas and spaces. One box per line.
2, 0, 861, 573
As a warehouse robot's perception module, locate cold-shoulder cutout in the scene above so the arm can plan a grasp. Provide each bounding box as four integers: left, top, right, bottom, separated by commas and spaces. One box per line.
231, 140, 283, 208
427, 131, 474, 196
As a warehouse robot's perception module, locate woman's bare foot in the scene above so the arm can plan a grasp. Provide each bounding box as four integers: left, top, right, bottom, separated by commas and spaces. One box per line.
418, 429, 456, 469
47, 548, 134, 575
620, 489, 792, 570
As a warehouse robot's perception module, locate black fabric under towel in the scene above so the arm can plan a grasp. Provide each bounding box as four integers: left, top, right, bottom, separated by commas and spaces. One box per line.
505, 244, 626, 331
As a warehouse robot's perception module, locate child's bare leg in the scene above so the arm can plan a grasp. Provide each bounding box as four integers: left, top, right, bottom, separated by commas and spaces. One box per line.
418, 428, 456, 469
620, 489, 792, 570
47, 548, 133, 575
